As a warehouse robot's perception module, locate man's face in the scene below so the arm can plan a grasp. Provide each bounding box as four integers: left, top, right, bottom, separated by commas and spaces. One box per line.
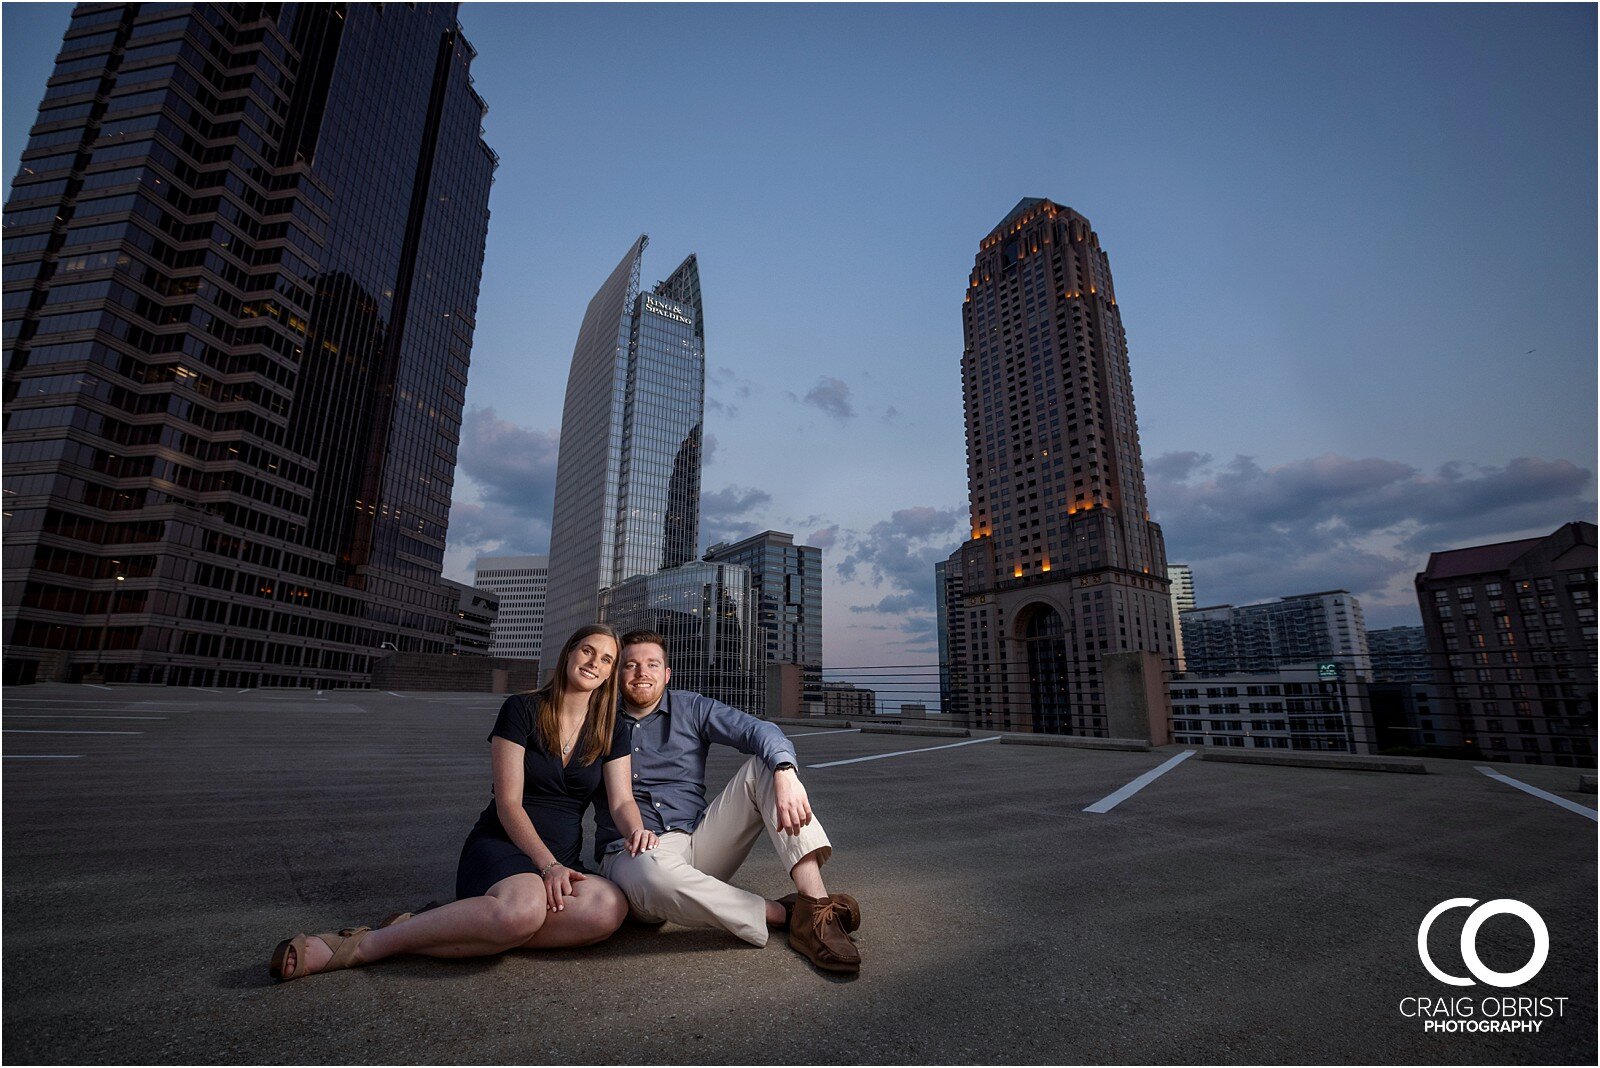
620, 642, 670, 712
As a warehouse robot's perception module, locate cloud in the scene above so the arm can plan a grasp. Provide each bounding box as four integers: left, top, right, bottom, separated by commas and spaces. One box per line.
1147, 451, 1595, 626
708, 365, 753, 419
798, 376, 855, 421
442, 408, 561, 577
455, 406, 560, 515
700, 483, 773, 548
834, 506, 965, 654
702, 432, 718, 467
882, 405, 900, 423
807, 524, 839, 549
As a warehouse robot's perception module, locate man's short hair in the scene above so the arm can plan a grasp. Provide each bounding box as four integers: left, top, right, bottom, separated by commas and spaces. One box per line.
621, 629, 670, 668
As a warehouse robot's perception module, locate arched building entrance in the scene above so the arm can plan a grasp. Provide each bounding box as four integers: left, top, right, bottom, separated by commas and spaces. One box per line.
1018, 602, 1070, 734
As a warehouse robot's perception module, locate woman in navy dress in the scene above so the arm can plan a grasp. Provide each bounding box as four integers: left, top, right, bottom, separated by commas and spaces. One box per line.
270, 623, 657, 980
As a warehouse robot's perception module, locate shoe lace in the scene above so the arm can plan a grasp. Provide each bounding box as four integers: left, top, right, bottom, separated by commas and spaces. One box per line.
809, 898, 842, 939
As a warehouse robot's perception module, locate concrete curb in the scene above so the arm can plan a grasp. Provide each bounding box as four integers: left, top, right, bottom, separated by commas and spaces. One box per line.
1202, 749, 1427, 774
1001, 734, 1150, 752
1580, 775, 1597, 795
858, 724, 971, 738
767, 717, 856, 729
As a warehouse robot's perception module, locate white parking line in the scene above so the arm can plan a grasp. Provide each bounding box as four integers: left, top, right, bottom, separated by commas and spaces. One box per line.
80, 684, 112, 691
4, 729, 144, 736
5, 715, 167, 721
237, 689, 252, 694
4, 754, 84, 759
1475, 766, 1598, 822
808, 735, 999, 769
787, 728, 863, 738
1084, 750, 1197, 814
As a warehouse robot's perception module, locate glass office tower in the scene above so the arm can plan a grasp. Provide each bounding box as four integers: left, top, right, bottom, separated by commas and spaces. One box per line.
2, 4, 495, 685
705, 530, 822, 714
599, 561, 762, 713
544, 238, 704, 653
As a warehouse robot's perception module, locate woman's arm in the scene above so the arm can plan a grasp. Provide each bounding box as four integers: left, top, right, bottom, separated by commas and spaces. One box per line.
491, 736, 584, 911
602, 755, 657, 855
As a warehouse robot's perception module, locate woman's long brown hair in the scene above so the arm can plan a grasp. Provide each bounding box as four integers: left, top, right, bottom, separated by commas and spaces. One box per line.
530, 623, 620, 765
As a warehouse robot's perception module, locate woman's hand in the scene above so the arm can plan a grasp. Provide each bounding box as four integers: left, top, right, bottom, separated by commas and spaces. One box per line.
626, 828, 659, 855
541, 863, 587, 911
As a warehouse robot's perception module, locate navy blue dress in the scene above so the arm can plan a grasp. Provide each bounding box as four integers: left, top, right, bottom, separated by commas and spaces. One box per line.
454, 694, 627, 899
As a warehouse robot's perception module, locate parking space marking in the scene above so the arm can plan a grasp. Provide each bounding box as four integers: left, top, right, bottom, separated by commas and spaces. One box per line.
4, 754, 83, 759
1084, 750, 1197, 814
808, 735, 999, 769
4, 729, 144, 736
5, 715, 166, 721
787, 728, 862, 738
1476, 765, 1598, 822
80, 684, 112, 691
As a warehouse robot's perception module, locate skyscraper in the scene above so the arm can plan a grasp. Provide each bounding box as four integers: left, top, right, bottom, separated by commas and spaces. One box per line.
2, 4, 495, 686
706, 530, 823, 715
1167, 564, 1196, 613
473, 552, 548, 662
1414, 522, 1596, 768
1178, 591, 1370, 677
942, 198, 1175, 733
542, 237, 703, 653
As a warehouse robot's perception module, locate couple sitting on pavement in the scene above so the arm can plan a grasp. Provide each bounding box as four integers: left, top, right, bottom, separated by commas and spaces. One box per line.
269, 624, 861, 979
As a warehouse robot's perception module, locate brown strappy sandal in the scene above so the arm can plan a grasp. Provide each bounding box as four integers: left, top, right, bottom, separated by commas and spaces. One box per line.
268, 926, 371, 981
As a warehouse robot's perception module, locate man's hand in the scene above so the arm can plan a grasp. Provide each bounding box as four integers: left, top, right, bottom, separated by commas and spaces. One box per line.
626, 828, 659, 855
773, 766, 812, 835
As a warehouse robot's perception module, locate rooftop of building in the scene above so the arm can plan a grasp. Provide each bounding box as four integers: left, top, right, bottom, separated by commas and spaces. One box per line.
1421, 535, 1556, 581
472, 552, 549, 569
3, 685, 1593, 1064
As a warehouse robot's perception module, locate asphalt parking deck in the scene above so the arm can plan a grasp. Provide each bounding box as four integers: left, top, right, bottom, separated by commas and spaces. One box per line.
3, 686, 1595, 1065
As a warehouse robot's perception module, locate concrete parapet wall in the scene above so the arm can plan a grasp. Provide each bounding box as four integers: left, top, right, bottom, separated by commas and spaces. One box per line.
370, 652, 538, 694
858, 724, 971, 738
1001, 734, 1150, 752
1202, 749, 1426, 774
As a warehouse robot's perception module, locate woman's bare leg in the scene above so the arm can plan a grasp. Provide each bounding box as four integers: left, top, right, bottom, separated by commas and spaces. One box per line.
518, 875, 629, 949
282, 873, 547, 975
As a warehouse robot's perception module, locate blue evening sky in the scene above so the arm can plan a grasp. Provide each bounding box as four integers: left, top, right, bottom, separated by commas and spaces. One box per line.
5, 2, 1595, 677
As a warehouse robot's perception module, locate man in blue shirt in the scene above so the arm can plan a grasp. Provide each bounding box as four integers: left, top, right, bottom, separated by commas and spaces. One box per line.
596, 629, 861, 973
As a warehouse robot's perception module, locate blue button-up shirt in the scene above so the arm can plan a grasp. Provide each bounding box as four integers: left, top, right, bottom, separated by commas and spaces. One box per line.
594, 688, 798, 860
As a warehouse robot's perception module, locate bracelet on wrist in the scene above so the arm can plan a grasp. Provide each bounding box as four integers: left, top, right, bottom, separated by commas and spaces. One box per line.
537, 860, 562, 877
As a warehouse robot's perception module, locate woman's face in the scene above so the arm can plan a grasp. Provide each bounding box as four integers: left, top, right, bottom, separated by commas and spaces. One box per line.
564, 632, 617, 693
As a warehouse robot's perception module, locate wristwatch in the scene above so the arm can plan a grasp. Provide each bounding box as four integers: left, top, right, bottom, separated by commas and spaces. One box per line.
774, 761, 796, 774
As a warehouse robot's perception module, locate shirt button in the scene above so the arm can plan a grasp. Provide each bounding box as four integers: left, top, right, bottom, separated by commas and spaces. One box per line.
654, 802, 661, 808
633, 773, 639, 780
634, 747, 640, 752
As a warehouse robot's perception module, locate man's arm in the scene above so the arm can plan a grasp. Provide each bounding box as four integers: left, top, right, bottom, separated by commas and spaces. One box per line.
695, 694, 811, 835
696, 693, 798, 768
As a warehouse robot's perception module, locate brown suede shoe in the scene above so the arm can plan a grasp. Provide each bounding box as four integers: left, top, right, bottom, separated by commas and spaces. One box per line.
788, 893, 861, 973
774, 892, 861, 932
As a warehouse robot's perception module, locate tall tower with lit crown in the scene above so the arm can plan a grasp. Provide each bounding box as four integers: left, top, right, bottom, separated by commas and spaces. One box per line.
943, 198, 1175, 733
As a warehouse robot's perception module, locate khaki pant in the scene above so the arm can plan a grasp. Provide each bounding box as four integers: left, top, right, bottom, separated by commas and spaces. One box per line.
602, 757, 832, 946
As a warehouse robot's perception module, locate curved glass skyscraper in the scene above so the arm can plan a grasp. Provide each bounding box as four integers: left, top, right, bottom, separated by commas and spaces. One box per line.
543, 237, 705, 654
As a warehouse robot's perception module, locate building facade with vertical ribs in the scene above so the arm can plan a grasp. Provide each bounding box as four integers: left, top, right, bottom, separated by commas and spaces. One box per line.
3, 3, 495, 686
542, 237, 704, 657
705, 530, 822, 716
942, 198, 1175, 733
